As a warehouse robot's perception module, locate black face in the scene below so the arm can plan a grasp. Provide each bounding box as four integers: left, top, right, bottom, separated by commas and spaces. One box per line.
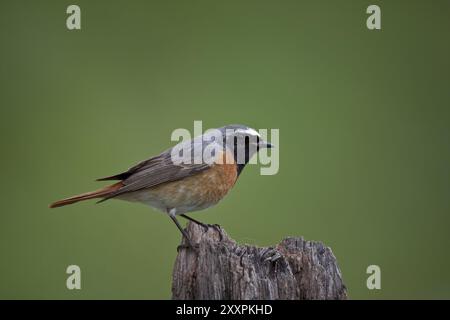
232, 135, 259, 176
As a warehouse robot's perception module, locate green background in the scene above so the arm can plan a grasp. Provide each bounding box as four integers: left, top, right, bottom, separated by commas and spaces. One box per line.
1, 0, 449, 299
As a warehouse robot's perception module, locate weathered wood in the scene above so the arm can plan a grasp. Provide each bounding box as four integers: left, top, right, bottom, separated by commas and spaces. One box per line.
172, 222, 347, 300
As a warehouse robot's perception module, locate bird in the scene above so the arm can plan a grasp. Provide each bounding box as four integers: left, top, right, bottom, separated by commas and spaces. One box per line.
49, 124, 273, 247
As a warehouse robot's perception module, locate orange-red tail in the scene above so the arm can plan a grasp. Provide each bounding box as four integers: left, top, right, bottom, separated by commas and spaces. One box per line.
49, 182, 123, 208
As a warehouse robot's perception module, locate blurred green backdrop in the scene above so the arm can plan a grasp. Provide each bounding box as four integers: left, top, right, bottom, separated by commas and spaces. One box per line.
0, 0, 449, 299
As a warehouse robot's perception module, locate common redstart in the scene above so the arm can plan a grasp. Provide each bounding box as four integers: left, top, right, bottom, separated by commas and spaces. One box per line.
50, 124, 273, 247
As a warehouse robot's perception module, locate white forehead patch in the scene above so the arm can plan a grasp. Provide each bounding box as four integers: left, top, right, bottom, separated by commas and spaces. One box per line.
235, 128, 260, 137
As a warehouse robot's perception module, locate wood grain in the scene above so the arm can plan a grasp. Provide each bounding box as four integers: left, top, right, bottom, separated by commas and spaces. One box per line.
172, 222, 348, 300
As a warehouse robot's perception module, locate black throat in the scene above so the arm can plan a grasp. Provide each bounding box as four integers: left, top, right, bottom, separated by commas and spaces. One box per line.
236, 163, 247, 176
233, 139, 259, 176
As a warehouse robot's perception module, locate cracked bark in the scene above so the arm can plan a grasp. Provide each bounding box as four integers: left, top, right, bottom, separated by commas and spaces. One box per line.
172, 222, 348, 300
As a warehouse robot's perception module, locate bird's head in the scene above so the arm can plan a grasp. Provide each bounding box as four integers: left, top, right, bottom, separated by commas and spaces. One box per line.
219, 124, 273, 174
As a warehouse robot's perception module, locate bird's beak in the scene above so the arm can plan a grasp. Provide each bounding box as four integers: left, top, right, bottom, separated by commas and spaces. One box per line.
258, 140, 274, 148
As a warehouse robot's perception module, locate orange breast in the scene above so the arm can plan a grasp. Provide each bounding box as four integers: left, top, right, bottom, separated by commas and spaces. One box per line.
125, 149, 238, 213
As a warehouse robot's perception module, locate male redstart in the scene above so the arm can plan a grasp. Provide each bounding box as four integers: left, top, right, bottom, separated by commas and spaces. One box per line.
50, 124, 273, 247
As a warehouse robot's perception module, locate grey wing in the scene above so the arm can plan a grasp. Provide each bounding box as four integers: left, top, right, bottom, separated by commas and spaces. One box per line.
98, 137, 216, 201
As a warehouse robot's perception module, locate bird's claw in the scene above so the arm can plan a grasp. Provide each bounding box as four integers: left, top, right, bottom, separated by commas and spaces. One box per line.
211, 224, 223, 241
198, 223, 223, 241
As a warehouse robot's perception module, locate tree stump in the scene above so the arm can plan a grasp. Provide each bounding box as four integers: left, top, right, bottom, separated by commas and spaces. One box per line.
172, 222, 347, 300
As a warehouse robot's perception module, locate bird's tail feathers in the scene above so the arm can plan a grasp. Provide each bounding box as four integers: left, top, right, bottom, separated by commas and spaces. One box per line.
49, 182, 123, 208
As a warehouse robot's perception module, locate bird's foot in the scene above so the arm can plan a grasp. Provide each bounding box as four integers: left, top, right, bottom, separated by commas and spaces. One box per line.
199, 223, 223, 241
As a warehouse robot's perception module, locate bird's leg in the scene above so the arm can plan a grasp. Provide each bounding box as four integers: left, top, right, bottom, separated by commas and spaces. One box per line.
180, 214, 209, 231
167, 211, 197, 250
180, 214, 223, 241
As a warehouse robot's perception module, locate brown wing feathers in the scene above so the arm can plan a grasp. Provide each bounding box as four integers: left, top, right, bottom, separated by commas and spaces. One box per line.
49, 143, 214, 208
